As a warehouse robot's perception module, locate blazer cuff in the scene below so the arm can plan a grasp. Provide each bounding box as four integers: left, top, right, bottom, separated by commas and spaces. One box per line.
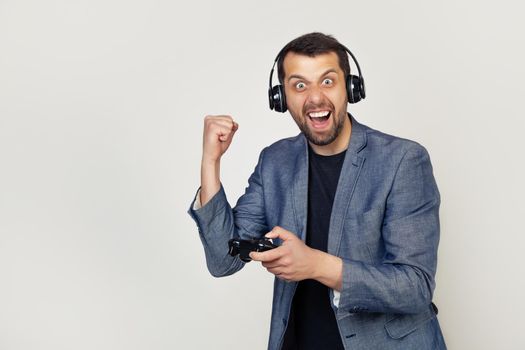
192, 189, 203, 210
188, 185, 228, 232
336, 259, 374, 314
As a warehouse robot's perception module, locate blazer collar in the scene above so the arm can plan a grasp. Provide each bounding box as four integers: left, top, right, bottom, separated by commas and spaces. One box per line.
347, 113, 368, 155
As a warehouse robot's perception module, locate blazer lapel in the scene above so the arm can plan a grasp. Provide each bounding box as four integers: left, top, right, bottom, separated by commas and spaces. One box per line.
327, 115, 368, 255
292, 136, 309, 241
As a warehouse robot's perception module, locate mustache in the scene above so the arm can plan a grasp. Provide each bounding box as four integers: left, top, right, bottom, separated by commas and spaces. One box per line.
302, 101, 335, 114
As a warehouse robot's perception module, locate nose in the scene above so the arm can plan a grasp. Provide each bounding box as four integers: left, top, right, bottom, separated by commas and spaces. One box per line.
306, 85, 325, 105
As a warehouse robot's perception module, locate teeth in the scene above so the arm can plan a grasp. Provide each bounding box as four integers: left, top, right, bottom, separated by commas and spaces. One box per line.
309, 111, 330, 118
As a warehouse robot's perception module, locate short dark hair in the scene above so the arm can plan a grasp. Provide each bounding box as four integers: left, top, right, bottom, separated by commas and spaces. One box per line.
277, 32, 350, 84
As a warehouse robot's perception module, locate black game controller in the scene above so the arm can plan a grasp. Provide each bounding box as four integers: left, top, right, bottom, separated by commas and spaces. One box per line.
228, 237, 277, 262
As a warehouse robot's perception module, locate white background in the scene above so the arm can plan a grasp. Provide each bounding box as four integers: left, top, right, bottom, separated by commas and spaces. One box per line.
1, 0, 524, 349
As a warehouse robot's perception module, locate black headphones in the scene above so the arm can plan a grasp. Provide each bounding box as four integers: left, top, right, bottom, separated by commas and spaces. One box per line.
268, 44, 366, 113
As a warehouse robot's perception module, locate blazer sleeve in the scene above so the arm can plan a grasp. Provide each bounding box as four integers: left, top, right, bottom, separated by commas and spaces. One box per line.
337, 143, 440, 315
188, 148, 269, 277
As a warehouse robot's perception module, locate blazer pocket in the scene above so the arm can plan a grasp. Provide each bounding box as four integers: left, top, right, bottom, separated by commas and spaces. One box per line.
384, 308, 435, 340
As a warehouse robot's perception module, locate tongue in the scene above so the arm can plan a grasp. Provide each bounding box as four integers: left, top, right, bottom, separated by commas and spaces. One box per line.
310, 116, 329, 127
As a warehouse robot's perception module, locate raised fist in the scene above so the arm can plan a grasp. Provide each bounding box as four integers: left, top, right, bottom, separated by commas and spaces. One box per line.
202, 115, 239, 163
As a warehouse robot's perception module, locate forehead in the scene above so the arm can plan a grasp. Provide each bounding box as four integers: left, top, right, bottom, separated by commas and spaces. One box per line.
282, 51, 343, 80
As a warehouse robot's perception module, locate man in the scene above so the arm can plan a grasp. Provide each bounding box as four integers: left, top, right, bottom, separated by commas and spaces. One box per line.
189, 32, 447, 349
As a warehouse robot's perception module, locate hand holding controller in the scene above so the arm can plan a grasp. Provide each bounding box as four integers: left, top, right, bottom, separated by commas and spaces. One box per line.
228, 238, 277, 262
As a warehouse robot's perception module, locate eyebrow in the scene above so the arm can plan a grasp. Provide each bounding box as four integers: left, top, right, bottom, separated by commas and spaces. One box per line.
287, 68, 339, 83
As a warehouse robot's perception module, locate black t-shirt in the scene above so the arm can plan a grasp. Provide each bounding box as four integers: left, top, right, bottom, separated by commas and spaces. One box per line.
282, 145, 346, 350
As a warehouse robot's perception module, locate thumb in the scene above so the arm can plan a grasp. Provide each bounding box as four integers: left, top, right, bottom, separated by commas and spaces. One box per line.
265, 226, 296, 241
219, 122, 238, 142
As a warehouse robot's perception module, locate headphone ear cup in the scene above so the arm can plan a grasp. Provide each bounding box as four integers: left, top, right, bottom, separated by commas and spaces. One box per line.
270, 85, 287, 113
346, 75, 363, 104
268, 87, 275, 110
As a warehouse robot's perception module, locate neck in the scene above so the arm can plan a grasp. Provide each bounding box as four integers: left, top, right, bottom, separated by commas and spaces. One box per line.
309, 115, 352, 156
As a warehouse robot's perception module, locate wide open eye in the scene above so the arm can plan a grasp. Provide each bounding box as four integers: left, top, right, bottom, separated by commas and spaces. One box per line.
322, 78, 333, 86
295, 82, 306, 90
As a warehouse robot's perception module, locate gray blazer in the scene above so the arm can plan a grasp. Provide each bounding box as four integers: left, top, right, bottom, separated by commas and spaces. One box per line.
189, 116, 447, 350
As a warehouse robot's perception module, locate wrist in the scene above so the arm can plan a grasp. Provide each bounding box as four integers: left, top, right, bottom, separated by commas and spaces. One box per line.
201, 156, 220, 167
310, 249, 327, 280
312, 250, 343, 291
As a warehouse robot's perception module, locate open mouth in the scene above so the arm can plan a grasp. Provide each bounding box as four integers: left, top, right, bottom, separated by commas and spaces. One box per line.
307, 110, 331, 126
